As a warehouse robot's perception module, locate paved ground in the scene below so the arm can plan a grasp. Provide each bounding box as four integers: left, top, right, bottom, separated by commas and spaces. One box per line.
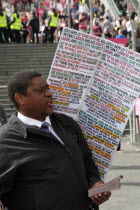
100, 134, 140, 210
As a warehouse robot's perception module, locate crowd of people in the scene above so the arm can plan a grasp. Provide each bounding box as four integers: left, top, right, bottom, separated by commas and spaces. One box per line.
0, 0, 139, 44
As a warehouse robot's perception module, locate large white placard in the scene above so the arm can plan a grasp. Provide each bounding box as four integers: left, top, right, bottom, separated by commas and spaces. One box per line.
48, 27, 140, 180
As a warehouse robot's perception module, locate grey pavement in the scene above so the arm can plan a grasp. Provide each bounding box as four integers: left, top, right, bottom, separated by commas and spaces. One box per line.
100, 134, 140, 210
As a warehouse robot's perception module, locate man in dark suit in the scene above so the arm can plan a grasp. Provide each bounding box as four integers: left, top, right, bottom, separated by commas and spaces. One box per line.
0, 71, 111, 210
0, 103, 7, 126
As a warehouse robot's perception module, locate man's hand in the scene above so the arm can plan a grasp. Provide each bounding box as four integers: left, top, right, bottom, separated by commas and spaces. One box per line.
90, 181, 111, 205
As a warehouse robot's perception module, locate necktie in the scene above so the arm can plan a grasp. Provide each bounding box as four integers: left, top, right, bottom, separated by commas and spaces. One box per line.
41, 122, 50, 133
41, 122, 64, 144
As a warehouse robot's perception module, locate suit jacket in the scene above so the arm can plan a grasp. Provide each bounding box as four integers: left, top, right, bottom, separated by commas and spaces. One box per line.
0, 112, 101, 210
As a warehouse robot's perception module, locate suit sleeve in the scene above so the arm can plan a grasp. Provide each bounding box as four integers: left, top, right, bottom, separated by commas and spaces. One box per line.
0, 144, 16, 207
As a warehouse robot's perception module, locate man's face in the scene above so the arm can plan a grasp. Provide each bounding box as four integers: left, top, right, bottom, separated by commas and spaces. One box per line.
18, 76, 54, 121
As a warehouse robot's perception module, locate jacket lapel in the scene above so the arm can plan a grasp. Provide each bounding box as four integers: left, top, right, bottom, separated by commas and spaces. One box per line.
27, 126, 59, 142
50, 115, 75, 147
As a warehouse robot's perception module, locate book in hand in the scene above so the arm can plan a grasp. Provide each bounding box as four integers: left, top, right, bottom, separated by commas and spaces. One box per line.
88, 175, 123, 197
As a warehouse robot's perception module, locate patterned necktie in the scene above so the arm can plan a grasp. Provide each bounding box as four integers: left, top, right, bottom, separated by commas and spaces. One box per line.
41, 122, 51, 133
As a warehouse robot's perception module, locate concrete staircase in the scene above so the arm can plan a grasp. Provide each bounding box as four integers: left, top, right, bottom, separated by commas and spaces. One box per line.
0, 43, 57, 118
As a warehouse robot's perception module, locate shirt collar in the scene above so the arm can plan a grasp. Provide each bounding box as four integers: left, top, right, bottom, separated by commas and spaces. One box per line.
17, 112, 51, 128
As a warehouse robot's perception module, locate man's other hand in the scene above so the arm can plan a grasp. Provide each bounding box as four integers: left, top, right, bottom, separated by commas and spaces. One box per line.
90, 181, 111, 205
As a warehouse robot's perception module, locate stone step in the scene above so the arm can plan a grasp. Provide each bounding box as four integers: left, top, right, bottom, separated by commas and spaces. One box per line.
0, 103, 14, 109
0, 56, 55, 61
0, 72, 49, 77
0, 50, 57, 55
0, 99, 11, 103
0, 68, 52, 73
0, 94, 8, 99
0, 43, 57, 48
5, 108, 16, 113
0, 46, 56, 50
0, 52, 56, 56
0, 63, 52, 68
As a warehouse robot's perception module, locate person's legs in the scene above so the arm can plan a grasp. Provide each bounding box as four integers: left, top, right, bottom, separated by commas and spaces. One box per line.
3, 28, 9, 43
128, 31, 132, 41
107, 32, 111, 38
32, 31, 35, 43
43, 33, 47, 43
10, 29, 16, 43
36, 32, 39, 43
0, 28, 4, 43
15, 30, 21, 43
49, 27, 56, 43
22, 33, 27, 43
43, 27, 49, 43
117, 142, 121, 151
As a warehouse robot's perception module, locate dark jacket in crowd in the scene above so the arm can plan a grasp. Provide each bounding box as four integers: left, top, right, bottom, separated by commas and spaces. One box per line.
28, 14, 39, 32
0, 112, 101, 210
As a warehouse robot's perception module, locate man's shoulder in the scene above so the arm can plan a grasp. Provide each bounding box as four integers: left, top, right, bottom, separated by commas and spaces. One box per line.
0, 113, 19, 138
0, 123, 9, 140
52, 112, 82, 138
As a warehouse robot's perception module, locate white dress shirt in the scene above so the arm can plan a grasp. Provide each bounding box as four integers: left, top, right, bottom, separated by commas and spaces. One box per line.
17, 112, 64, 144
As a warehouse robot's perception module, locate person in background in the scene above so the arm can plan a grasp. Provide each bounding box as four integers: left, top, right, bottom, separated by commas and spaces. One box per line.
79, 0, 89, 15
116, 29, 127, 38
25, 2, 31, 13
0, 103, 7, 126
93, 21, 102, 37
59, 18, 66, 36
0, 70, 111, 210
0, 4, 9, 43
102, 16, 113, 39
48, 8, 59, 43
115, 15, 122, 32
121, 15, 128, 37
56, 0, 63, 14
17, 0, 24, 13
42, 18, 50, 43
48, 8, 67, 43
10, 9, 22, 43
27, 11, 39, 43
20, 11, 29, 43
79, 12, 89, 33
1, 0, 10, 11
104, 9, 113, 21
125, 17, 132, 41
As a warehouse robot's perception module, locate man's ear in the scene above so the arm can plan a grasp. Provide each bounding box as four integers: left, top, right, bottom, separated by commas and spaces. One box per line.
14, 93, 25, 106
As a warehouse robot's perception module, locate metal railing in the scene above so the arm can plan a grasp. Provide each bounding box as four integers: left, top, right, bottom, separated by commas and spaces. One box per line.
100, 0, 120, 19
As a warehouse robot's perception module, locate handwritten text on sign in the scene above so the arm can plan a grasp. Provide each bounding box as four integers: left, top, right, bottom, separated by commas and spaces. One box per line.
48, 28, 140, 180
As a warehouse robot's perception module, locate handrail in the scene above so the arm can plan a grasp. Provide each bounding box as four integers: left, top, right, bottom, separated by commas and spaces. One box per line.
101, 0, 120, 20
131, 0, 138, 11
